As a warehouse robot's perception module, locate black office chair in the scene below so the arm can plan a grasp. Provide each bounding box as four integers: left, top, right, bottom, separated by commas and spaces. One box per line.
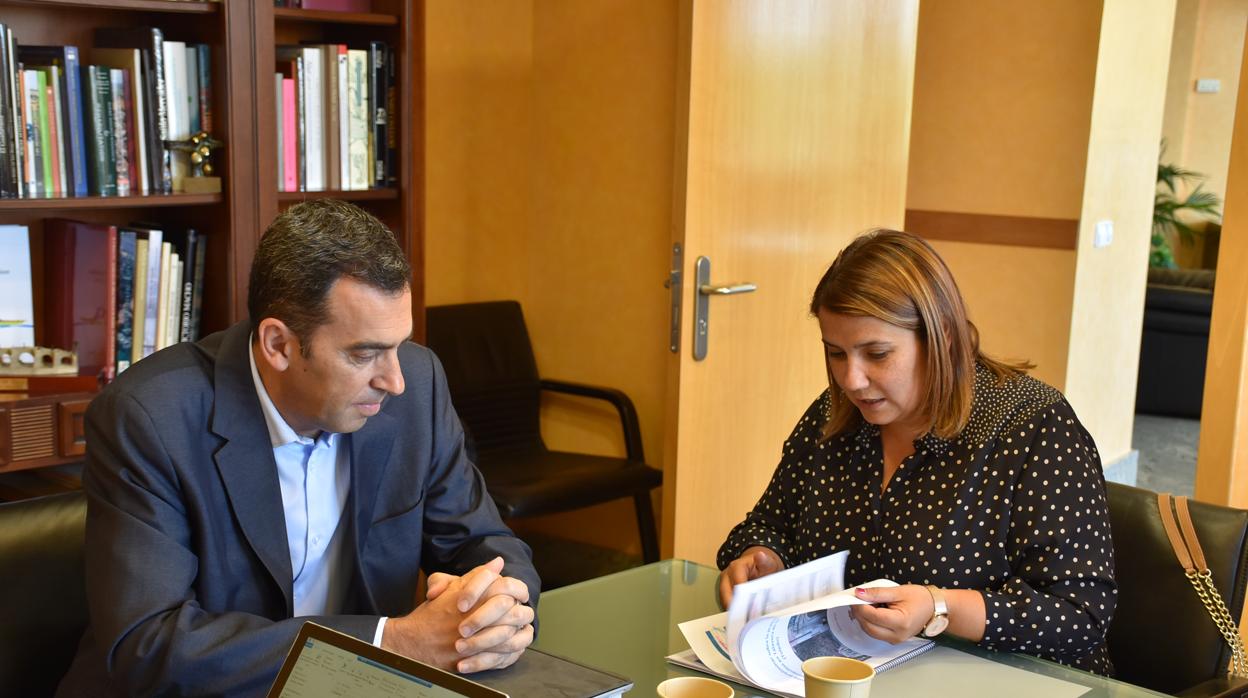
1105, 481, 1248, 697
425, 301, 662, 564
0, 491, 88, 696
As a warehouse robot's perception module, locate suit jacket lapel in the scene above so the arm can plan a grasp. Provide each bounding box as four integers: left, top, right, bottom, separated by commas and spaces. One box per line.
208, 323, 294, 613
349, 407, 398, 609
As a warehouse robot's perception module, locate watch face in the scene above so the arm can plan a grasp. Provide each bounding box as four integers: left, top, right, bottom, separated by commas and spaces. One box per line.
922, 615, 949, 638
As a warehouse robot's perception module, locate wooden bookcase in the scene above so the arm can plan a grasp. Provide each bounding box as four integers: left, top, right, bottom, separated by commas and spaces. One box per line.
0, 0, 423, 482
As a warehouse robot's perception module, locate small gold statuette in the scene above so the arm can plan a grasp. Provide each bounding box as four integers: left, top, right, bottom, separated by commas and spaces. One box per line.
166, 132, 224, 194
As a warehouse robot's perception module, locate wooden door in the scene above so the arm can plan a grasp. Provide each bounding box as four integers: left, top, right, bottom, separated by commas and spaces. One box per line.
662, 0, 921, 564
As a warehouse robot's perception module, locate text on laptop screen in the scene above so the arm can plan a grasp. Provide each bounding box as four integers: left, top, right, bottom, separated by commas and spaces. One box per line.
274, 637, 475, 698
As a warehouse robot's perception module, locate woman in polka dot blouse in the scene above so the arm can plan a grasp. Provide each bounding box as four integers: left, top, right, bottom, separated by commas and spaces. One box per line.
717, 229, 1116, 674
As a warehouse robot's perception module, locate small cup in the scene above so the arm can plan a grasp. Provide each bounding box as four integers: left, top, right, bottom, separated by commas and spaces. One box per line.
802, 656, 875, 698
656, 676, 735, 698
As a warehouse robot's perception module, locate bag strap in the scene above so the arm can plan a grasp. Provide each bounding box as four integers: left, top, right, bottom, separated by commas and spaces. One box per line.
1158, 493, 1248, 678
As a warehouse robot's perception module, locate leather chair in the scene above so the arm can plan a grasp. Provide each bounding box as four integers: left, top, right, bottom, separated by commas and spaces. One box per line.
1106, 481, 1248, 696
425, 301, 662, 563
0, 491, 88, 696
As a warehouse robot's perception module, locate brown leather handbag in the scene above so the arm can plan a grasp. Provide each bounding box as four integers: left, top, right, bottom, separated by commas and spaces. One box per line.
1159, 493, 1248, 696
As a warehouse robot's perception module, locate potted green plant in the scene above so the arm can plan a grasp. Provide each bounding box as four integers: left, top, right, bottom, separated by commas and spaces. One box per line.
1152, 145, 1223, 268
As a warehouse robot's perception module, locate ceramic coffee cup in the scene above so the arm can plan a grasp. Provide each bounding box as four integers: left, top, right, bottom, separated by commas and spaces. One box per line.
801, 656, 875, 698
655, 675, 735, 698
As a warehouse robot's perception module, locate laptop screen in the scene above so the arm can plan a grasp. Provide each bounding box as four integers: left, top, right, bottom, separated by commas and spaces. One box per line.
268, 622, 508, 698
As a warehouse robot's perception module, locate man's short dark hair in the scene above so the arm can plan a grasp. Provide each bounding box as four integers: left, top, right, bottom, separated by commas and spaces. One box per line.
248, 200, 411, 349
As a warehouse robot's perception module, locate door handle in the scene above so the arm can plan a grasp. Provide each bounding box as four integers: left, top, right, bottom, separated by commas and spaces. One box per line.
693, 256, 755, 361
699, 282, 757, 296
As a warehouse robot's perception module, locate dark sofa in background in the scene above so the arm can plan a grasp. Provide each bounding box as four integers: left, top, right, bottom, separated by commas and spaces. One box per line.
1135, 266, 1214, 419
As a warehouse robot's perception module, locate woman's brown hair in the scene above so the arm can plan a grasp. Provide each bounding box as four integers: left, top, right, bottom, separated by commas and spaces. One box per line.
809, 229, 1030, 439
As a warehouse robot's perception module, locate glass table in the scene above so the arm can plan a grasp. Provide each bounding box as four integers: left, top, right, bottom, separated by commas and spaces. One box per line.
532, 560, 1166, 697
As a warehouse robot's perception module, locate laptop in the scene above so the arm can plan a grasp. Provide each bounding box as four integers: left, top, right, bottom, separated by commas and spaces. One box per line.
268, 622, 508, 698
269, 621, 633, 698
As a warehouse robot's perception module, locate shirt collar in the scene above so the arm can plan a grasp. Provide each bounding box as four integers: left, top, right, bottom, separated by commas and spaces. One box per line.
248, 337, 333, 448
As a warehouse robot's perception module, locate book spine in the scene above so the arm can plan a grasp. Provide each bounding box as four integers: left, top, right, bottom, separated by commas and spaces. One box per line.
150, 29, 172, 193
302, 47, 323, 191
369, 42, 386, 189
109, 68, 131, 197
282, 78, 297, 191
185, 46, 200, 135
131, 238, 147, 361
346, 50, 368, 191
127, 57, 150, 196
162, 42, 188, 190
62, 47, 89, 197
197, 44, 212, 134
385, 40, 396, 188
178, 229, 196, 343
275, 73, 283, 190
8, 29, 22, 198
115, 230, 136, 373
153, 245, 170, 349
23, 70, 43, 197
35, 71, 52, 196
9, 29, 24, 198
188, 233, 205, 341
324, 45, 339, 192
85, 66, 117, 197
296, 54, 305, 191
102, 225, 117, 382
142, 229, 162, 357
48, 67, 67, 196
0, 26, 12, 198
337, 45, 348, 191
41, 76, 60, 196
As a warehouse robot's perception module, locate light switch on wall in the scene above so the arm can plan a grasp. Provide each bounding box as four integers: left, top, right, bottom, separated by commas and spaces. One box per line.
1196, 78, 1221, 93
1094, 220, 1114, 248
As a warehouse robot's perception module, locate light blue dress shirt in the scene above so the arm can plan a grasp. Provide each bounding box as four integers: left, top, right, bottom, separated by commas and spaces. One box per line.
248, 342, 388, 644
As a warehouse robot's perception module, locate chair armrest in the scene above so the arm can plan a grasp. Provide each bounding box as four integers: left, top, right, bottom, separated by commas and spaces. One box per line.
540, 379, 645, 463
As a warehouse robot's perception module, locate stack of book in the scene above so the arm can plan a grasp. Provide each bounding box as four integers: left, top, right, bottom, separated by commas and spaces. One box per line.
0, 24, 213, 199
38, 219, 208, 382
275, 41, 395, 192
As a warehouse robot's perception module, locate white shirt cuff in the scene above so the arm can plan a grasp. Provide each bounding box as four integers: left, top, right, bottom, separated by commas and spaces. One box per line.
373, 617, 388, 647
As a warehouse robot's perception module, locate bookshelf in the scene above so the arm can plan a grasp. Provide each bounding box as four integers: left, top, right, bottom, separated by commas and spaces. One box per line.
0, 0, 423, 484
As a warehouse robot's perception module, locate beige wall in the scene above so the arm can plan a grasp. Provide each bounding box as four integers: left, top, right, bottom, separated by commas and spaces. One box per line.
424, 1, 533, 306
906, 0, 1100, 393
1160, 0, 1247, 268
1162, 0, 1247, 204
907, 0, 1101, 220
930, 241, 1075, 389
424, 0, 678, 555
1064, 0, 1177, 465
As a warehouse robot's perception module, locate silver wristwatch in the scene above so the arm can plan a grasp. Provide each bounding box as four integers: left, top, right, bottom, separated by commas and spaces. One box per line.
921, 585, 949, 637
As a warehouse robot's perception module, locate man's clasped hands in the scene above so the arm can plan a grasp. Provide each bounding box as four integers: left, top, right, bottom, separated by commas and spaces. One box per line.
382, 557, 535, 673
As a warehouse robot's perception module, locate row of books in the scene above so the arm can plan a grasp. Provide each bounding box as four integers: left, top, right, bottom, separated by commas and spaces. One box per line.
0, 24, 213, 199
0, 221, 207, 383
276, 41, 395, 192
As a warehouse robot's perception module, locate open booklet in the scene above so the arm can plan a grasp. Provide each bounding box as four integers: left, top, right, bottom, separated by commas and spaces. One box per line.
669, 551, 934, 698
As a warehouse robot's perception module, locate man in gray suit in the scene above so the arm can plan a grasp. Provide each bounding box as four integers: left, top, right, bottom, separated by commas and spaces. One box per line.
57, 200, 539, 696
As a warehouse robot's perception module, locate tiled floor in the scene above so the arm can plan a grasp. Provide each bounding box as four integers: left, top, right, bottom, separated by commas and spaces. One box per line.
1132, 413, 1200, 497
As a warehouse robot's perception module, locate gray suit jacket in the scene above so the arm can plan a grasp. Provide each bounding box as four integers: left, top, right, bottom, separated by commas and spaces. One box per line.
56, 321, 539, 697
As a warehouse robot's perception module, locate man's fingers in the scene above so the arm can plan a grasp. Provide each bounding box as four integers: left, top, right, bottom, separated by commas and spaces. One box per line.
456, 625, 533, 673
425, 572, 456, 601
459, 594, 518, 637
484, 575, 531, 605
455, 557, 505, 612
